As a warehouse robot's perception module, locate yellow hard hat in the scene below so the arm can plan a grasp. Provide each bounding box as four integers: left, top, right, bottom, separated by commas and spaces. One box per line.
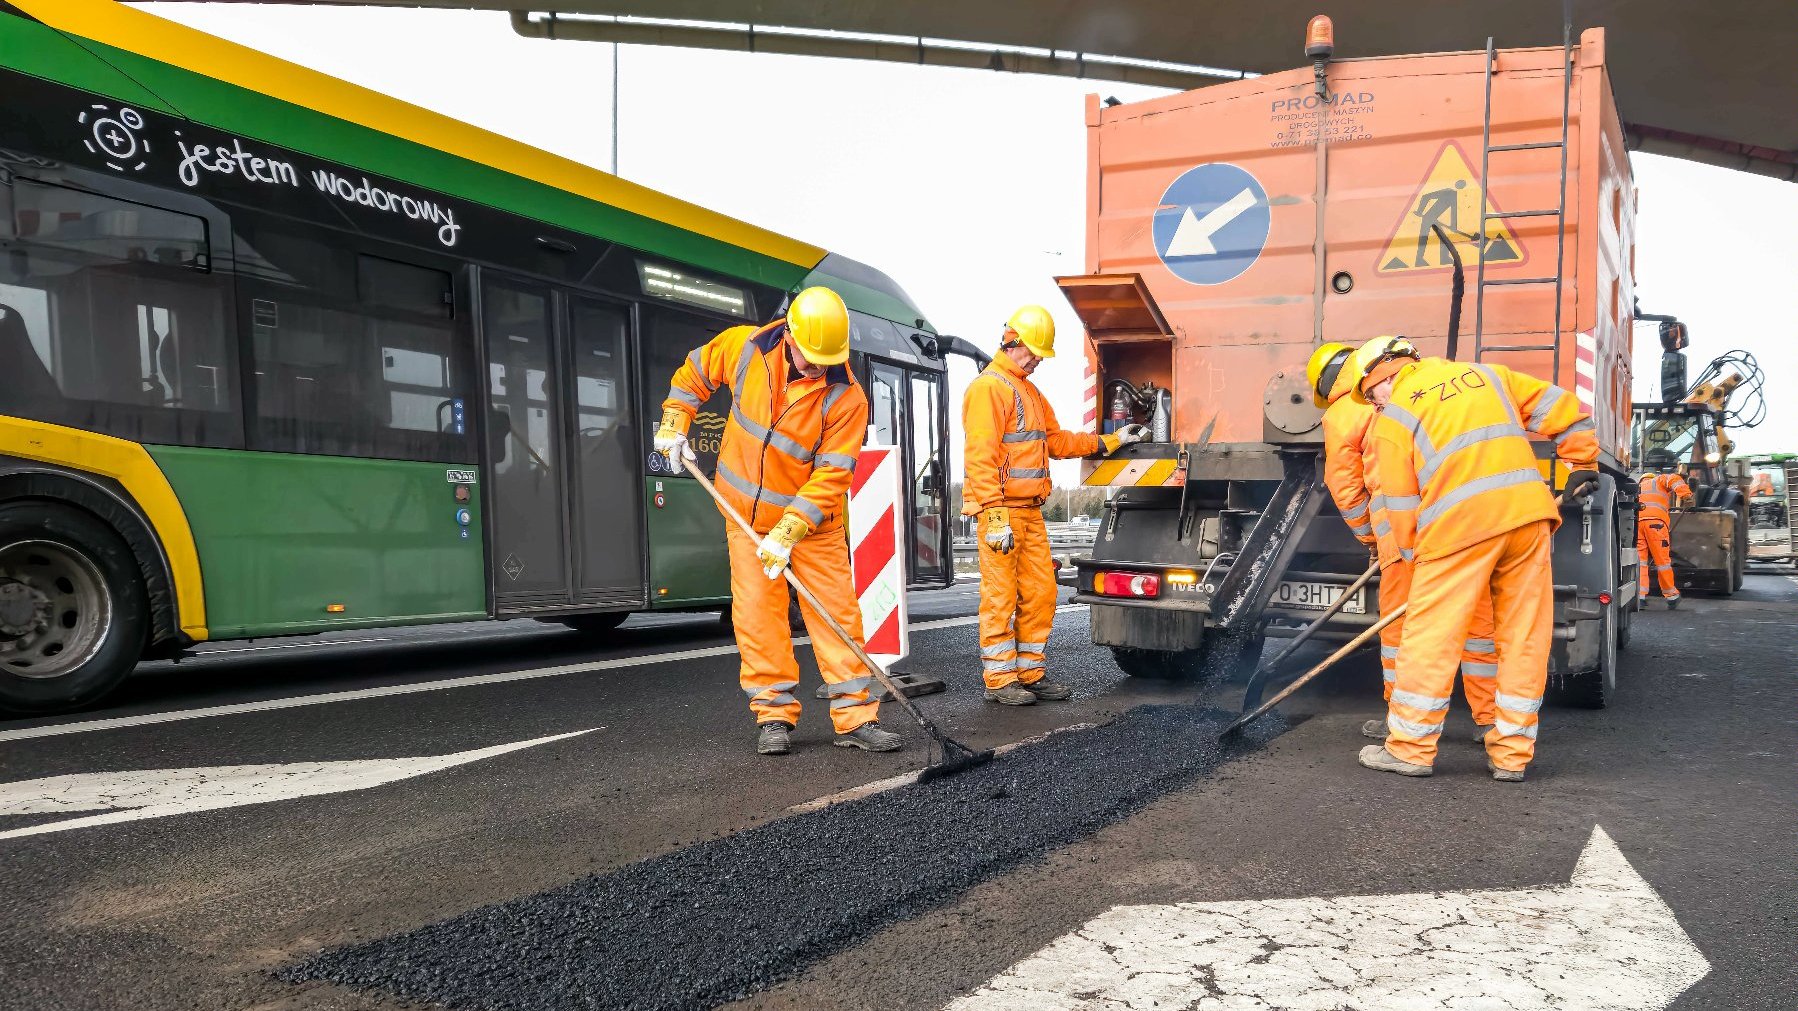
1305, 341, 1356, 407
786, 286, 851, 366
1347, 335, 1421, 405
1003, 305, 1056, 358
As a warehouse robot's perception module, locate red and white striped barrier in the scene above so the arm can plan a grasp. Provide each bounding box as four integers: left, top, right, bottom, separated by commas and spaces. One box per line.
848, 445, 908, 671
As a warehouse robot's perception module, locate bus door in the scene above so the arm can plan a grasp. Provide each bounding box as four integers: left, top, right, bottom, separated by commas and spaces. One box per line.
478, 273, 642, 612
865, 359, 951, 588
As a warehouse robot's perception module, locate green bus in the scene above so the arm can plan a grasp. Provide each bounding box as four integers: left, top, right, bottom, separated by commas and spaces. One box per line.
0, 1, 961, 713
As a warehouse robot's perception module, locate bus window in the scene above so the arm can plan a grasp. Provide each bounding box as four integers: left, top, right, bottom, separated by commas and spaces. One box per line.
233, 216, 473, 463
909, 374, 948, 584
0, 180, 236, 446
638, 305, 731, 476
867, 364, 903, 446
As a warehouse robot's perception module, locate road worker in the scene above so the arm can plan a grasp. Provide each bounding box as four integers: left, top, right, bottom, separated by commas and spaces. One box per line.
1636, 468, 1692, 608
964, 305, 1147, 704
655, 286, 901, 757
1353, 335, 1598, 782
1311, 342, 1498, 743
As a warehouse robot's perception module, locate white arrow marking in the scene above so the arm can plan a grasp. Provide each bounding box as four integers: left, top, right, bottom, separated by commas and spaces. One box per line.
1166, 188, 1258, 257
950, 826, 1708, 1010
0, 729, 596, 840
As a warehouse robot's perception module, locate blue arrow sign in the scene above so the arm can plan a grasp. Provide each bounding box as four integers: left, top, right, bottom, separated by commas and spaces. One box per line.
1152, 163, 1271, 286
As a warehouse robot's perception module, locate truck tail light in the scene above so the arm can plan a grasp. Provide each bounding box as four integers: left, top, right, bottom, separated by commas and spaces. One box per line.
1093, 571, 1160, 598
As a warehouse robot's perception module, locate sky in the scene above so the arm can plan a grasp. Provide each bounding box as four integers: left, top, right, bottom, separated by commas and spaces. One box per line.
135, 3, 1796, 471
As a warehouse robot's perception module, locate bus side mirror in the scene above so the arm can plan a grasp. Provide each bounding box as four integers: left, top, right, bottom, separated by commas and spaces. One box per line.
920, 459, 943, 497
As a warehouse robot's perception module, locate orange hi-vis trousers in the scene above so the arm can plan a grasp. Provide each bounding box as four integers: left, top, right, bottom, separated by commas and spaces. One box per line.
1387, 520, 1553, 773
725, 523, 879, 733
1637, 516, 1679, 601
978, 506, 1056, 690
1377, 560, 1498, 726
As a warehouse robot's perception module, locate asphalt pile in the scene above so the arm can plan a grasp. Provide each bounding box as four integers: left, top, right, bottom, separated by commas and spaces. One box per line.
286, 703, 1282, 1010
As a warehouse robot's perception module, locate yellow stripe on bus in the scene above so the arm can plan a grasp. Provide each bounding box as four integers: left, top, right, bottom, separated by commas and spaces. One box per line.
0, 417, 208, 640
21, 0, 825, 270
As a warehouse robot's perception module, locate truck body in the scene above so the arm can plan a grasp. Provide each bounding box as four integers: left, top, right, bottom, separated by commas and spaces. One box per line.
1058, 29, 1638, 705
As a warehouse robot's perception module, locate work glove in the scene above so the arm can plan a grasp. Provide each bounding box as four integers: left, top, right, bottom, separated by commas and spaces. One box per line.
1562, 469, 1601, 503
1099, 423, 1151, 455
757, 513, 810, 579
982, 506, 1014, 554
654, 407, 695, 469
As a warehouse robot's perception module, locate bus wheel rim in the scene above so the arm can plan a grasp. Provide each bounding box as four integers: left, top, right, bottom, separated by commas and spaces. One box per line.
0, 540, 114, 681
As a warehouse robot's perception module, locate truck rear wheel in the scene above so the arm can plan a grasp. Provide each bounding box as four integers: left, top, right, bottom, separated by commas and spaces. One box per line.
1110, 630, 1264, 683
0, 502, 147, 714
1553, 609, 1616, 710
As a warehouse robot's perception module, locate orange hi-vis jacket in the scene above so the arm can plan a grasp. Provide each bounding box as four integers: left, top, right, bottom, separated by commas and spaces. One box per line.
663, 320, 868, 535
1637, 472, 1692, 522
1368, 358, 1599, 564
962, 354, 1103, 513
1321, 396, 1378, 543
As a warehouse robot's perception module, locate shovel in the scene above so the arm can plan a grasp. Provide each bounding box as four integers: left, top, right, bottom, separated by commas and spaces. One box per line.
1238, 560, 1379, 712
1220, 605, 1405, 739
682, 457, 994, 782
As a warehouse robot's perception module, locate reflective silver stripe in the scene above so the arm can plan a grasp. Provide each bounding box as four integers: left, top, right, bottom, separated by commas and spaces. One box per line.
988, 370, 1028, 431
1553, 417, 1595, 446
1390, 688, 1450, 712
1349, 521, 1374, 538
715, 462, 793, 507
1471, 364, 1519, 427
745, 679, 798, 699
1382, 668, 1396, 684
981, 641, 1017, 659
1417, 468, 1545, 530
1460, 661, 1499, 679
816, 453, 859, 471
1002, 430, 1046, 443
1526, 384, 1565, 433
1371, 493, 1420, 513
1379, 645, 1400, 659
1008, 467, 1049, 479
1464, 637, 1495, 653
1372, 518, 1392, 537
734, 339, 758, 389
1387, 713, 1442, 738
1417, 423, 1526, 485
667, 386, 703, 408
758, 693, 797, 707
1494, 718, 1539, 740
686, 348, 718, 397
732, 404, 816, 464
1015, 640, 1048, 655
983, 658, 1017, 673
1377, 402, 1434, 461
1014, 656, 1045, 671
824, 676, 872, 697
820, 383, 851, 417
1655, 565, 1674, 572
1494, 691, 1543, 715
830, 695, 876, 709
1340, 501, 1370, 522
1399, 547, 1415, 561
791, 497, 825, 527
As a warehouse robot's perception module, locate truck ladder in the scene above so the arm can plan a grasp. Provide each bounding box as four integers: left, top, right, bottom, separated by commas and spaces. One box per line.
1472, 22, 1575, 380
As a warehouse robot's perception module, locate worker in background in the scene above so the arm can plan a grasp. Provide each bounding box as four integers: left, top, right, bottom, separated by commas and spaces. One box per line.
963, 305, 1147, 705
655, 287, 901, 757
1354, 335, 1598, 782
1637, 467, 1692, 608
1307, 341, 1498, 742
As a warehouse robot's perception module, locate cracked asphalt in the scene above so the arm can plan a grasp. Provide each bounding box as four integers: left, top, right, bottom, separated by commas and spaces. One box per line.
1, 576, 1793, 1010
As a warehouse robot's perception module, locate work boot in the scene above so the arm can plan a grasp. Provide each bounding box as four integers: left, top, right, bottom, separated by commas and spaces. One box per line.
1473, 725, 1493, 745
756, 721, 792, 756
1022, 678, 1073, 701
1357, 744, 1433, 777
1361, 719, 1387, 740
834, 721, 903, 752
1667, 596, 1681, 610
1487, 760, 1526, 783
984, 682, 1038, 706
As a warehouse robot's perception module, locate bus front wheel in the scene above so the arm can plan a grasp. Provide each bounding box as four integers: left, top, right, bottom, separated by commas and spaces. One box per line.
0, 502, 147, 714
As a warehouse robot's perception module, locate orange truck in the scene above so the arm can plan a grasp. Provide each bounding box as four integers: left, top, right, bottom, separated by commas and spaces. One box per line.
1057, 24, 1638, 707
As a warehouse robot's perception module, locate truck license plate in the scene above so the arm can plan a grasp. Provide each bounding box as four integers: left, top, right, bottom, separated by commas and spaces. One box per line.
1274, 580, 1366, 614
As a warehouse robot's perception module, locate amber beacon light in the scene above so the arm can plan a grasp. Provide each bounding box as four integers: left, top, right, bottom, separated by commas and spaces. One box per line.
1306, 15, 1334, 97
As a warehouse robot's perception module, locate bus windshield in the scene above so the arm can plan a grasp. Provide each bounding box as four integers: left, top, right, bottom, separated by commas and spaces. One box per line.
803, 253, 934, 333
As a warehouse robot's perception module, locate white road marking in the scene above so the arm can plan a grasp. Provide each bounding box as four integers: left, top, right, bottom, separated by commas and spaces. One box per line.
950, 826, 1708, 1011
786, 721, 1102, 814
0, 729, 595, 840
0, 606, 1083, 743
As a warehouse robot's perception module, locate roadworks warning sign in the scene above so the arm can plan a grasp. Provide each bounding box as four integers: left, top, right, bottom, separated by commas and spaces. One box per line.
1377, 141, 1524, 273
